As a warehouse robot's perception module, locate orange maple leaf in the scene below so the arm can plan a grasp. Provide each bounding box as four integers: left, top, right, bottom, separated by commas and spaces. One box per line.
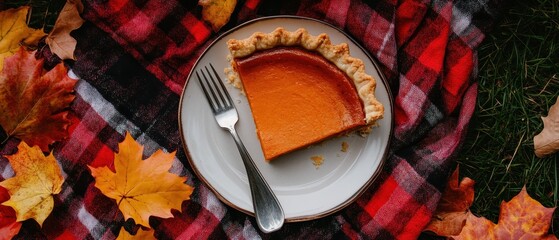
0, 187, 21, 240
46, 0, 85, 60
0, 47, 76, 151
424, 167, 475, 236
0, 6, 46, 72
89, 132, 194, 228
453, 187, 557, 239
117, 227, 156, 240
0, 141, 65, 227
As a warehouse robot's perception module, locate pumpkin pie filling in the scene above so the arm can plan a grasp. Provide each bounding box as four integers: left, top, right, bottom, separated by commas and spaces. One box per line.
233, 47, 366, 160
226, 28, 384, 161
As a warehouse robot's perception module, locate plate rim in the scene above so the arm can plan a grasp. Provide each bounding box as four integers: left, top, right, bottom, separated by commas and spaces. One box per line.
178, 15, 394, 222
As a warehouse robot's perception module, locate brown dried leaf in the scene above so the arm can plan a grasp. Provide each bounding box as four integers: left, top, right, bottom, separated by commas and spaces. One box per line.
451, 212, 496, 240
198, 0, 237, 31
424, 167, 475, 236
534, 96, 559, 157
46, 0, 84, 60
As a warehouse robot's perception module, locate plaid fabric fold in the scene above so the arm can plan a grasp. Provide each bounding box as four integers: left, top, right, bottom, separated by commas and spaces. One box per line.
5, 0, 502, 239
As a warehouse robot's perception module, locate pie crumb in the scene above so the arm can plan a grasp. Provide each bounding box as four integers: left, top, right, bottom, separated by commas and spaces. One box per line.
310, 155, 324, 169
341, 141, 349, 152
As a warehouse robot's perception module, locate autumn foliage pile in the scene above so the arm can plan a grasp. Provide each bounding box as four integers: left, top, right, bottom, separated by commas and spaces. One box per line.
0, 2, 193, 239
424, 168, 557, 239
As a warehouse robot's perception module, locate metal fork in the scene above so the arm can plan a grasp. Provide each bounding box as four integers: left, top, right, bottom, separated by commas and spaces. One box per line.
197, 63, 285, 233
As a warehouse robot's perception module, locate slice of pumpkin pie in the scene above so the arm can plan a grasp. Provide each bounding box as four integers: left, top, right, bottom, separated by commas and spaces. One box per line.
225, 27, 384, 161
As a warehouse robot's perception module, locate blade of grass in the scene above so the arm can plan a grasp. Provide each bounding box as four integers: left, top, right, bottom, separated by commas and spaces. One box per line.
457, 0, 559, 234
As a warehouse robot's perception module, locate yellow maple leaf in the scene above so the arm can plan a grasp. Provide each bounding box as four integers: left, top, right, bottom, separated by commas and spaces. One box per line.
89, 132, 194, 228
0, 141, 65, 226
198, 0, 237, 31
117, 227, 156, 240
0, 6, 46, 72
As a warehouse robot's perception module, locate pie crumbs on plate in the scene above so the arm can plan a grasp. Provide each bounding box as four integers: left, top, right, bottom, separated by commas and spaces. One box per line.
310, 155, 324, 169
341, 141, 349, 152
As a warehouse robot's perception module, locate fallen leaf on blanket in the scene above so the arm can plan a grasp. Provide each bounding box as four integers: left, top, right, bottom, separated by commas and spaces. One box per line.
0, 187, 22, 239
424, 166, 475, 236
0, 141, 65, 227
534, 96, 559, 157
199, 0, 237, 31
424, 168, 557, 239
89, 132, 194, 228
117, 227, 156, 240
0, 47, 76, 151
46, 0, 84, 60
451, 187, 556, 240
0, 6, 46, 72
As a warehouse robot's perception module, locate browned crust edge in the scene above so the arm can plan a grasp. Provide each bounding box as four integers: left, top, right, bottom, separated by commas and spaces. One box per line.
225, 27, 384, 129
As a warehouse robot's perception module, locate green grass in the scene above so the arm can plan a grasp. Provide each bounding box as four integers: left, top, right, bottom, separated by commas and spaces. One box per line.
455, 0, 559, 235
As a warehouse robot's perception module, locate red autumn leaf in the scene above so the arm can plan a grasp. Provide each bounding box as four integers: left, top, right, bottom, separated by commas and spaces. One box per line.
425, 168, 557, 239
0, 47, 76, 151
0, 187, 21, 240
424, 166, 475, 236
452, 187, 556, 239
452, 212, 496, 240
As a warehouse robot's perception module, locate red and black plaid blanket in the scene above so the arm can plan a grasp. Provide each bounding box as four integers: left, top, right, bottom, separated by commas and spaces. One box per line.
6, 0, 502, 238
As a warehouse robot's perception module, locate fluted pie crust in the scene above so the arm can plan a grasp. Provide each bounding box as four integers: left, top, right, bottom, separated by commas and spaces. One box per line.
225, 27, 384, 161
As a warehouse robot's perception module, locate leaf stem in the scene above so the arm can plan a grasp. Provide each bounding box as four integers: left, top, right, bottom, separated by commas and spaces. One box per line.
0, 126, 8, 146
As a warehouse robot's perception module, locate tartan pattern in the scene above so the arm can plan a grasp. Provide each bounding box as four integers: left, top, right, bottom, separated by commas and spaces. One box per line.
3, 0, 502, 239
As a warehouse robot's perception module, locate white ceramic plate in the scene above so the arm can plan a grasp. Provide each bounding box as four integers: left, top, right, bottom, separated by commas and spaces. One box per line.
179, 16, 393, 222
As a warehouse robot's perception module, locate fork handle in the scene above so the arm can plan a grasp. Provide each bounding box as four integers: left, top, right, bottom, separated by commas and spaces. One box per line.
227, 127, 285, 233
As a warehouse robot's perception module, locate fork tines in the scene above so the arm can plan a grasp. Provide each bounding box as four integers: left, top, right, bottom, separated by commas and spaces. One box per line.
197, 64, 233, 113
